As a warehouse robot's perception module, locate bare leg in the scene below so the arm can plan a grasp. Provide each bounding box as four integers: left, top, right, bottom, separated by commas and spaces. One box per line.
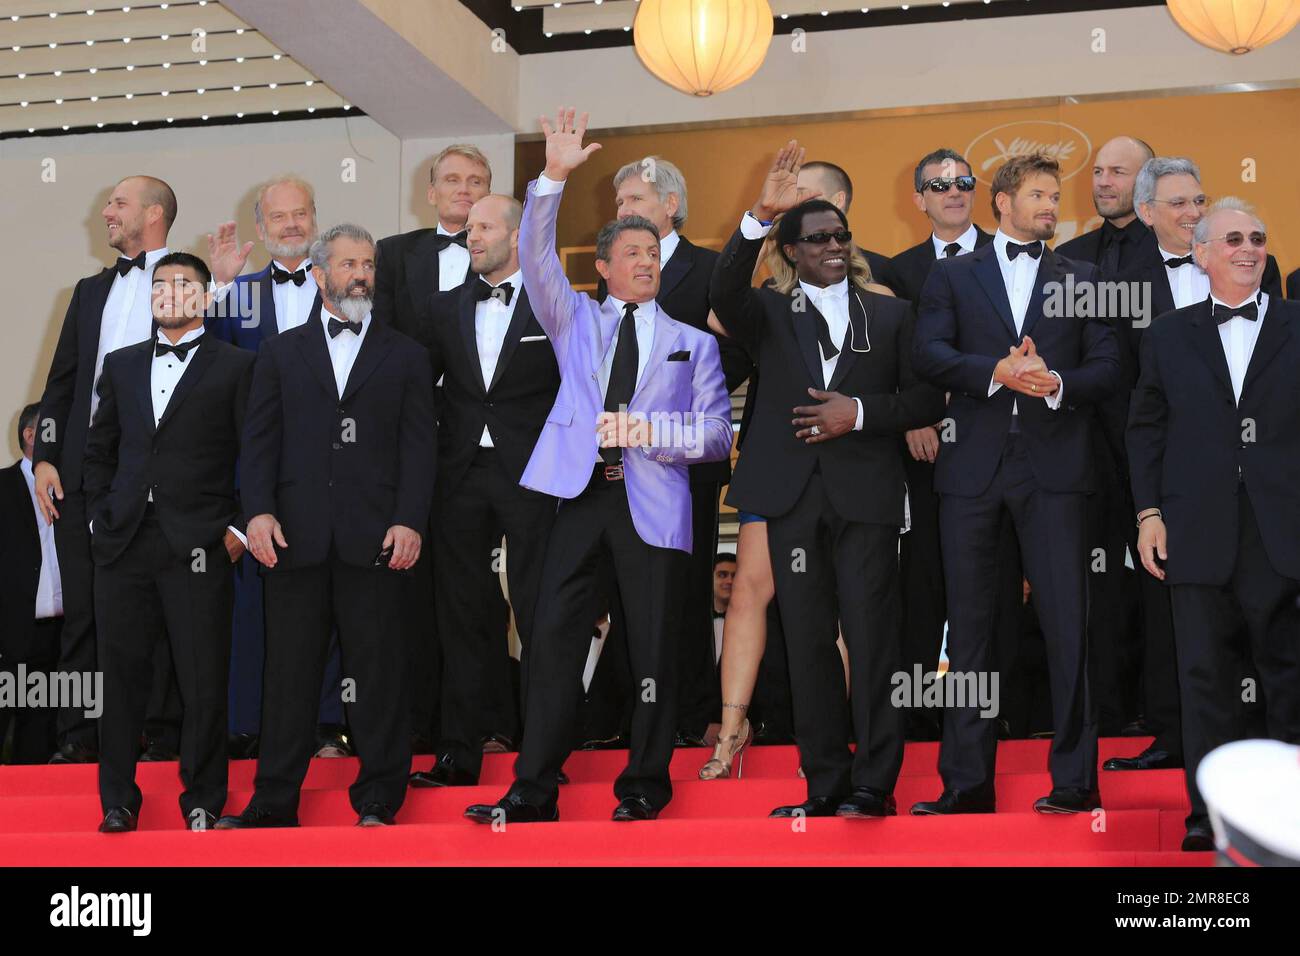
699, 520, 775, 778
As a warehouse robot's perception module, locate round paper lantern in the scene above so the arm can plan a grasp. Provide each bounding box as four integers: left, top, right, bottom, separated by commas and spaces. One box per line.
1167, 0, 1300, 54
634, 0, 775, 96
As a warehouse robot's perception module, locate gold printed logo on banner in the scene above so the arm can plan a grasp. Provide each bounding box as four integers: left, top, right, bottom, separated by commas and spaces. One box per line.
964, 121, 1094, 185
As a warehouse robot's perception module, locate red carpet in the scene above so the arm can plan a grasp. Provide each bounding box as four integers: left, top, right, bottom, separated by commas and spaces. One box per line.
0, 738, 1211, 866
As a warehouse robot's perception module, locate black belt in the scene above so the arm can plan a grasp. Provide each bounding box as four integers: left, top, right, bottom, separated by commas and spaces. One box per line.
591, 461, 625, 483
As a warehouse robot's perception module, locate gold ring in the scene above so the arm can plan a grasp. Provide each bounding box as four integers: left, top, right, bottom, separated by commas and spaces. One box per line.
1032, 385, 1038, 392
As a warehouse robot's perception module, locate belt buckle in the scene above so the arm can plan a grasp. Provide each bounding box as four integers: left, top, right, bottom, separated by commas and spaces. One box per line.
603, 463, 624, 481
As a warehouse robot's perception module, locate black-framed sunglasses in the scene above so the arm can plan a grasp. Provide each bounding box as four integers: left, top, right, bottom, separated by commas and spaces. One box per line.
1205, 230, 1267, 248
921, 176, 976, 193
797, 229, 853, 245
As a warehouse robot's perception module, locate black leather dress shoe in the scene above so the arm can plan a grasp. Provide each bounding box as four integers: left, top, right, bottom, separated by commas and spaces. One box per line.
1034, 787, 1101, 814
673, 731, 708, 748
99, 807, 136, 833
464, 794, 559, 824
409, 756, 478, 788
769, 795, 843, 818
50, 741, 98, 765
1103, 746, 1183, 771
910, 789, 996, 815
836, 787, 897, 818
357, 803, 396, 827
1182, 822, 1215, 852
213, 806, 299, 829
556, 769, 570, 785
612, 795, 658, 821
187, 810, 218, 831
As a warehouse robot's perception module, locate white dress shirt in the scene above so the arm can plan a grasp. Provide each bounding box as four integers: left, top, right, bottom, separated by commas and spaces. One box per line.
270, 259, 319, 333
321, 306, 371, 397
475, 269, 524, 447
594, 295, 656, 463
92, 246, 169, 420
988, 229, 1063, 412
436, 222, 472, 292
659, 229, 681, 266
931, 223, 979, 259
1159, 246, 1211, 310
19, 456, 63, 619
1213, 290, 1268, 404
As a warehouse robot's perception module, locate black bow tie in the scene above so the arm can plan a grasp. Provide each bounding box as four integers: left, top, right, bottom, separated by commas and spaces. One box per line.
271, 264, 309, 286
943, 242, 963, 259
432, 231, 468, 253
116, 251, 147, 277
1164, 255, 1195, 270
473, 279, 514, 306
1005, 241, 1043, 261
1213, 301, 1259, 324
154, 336, 202, 362
327, 317, 363, 338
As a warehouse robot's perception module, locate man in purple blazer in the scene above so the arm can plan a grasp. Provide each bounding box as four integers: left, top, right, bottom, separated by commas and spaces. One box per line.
465, 108, 733, 824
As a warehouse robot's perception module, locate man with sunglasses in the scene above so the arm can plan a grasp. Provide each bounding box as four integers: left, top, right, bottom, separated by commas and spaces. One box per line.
881, 149, 994, 741
711, 141, 944, 819
1127, 198, 1300, 851
912, 153, 1121, 816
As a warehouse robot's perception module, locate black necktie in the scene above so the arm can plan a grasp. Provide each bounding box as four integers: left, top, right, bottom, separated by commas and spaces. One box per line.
1005, 241, 1043, 261
328, 317, 363, 338
943, 242, 962, 259
1099, 222, 1127, 277
432, 231, 468, 253
154, 336, 202, 362
116, 251, 147, 277
271, 264, 308, 286
1164, 255, 1195, 269
1213, 301, 1259, 324
813, 292, 841, 361
602, 303, 640, 465
473, 279, 514, 306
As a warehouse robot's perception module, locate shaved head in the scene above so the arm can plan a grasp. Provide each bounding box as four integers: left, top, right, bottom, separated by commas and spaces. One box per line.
122, 175, 178, 230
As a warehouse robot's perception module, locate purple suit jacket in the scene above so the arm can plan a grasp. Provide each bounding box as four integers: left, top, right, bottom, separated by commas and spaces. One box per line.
518, 179, 733, 553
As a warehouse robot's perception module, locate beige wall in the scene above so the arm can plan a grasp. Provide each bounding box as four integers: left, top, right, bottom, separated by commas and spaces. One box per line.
2, 117, 515, 459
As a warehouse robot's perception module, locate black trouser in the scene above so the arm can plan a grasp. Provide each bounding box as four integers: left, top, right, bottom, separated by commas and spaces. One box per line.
251, 555, 410, 818
433, 447, 556, 776
1087, 457, 1141, 733
675, 479, 724, 738
900, 454, 946, 737
1129, 520, 1182, 756
1169, 492, 1300, 826
95, 513, 233, 820
0, 618, 62, 764
509, 470, 686, 810
767, 469, 904, 799
938, 431, 1097, 793
51, 490, 98, 749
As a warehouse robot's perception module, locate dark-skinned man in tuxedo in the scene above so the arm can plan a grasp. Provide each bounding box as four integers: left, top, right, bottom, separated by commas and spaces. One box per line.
912, 154, 1121, 816
1128, 200, 1300, 851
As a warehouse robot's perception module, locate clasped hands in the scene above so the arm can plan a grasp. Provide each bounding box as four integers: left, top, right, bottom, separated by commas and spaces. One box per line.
994, 336, 1059, 398
597, 411, 653, 449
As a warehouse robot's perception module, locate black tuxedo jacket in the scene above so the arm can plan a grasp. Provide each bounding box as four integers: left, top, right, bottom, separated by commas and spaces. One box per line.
374, 228, 470, 341
33, 267, 122, 493
1127, 297, 1300, 584
913, 243, 1121, 497
1286, 266, 1298, 300
880, 227, 994, 304
711, 228, 945, 525
82, 336, 255, 566
1055, 220, 1156, 278
424, 280, 561, 499
0, 462, 47, 662
241, 318, 436, 570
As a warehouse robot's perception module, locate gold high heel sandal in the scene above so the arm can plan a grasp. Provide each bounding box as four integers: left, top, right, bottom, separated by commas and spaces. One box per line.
698, 719, 753, 780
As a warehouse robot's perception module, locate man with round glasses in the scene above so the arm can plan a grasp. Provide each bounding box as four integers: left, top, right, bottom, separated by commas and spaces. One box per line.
1127, 197, 1300, 851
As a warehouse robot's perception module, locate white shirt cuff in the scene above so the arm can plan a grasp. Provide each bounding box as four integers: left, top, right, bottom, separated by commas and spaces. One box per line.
852, 396, 864, 431
212, 281, 234, 303
535, 174, 566, 196
1044, 371, 1064, 410
227, 525, 248, 547
740, 212, 772, 240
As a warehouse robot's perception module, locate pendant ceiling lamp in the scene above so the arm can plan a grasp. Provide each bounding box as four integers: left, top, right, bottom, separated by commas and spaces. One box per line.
1167, 0, 1300, 54
634, 0, 775, 96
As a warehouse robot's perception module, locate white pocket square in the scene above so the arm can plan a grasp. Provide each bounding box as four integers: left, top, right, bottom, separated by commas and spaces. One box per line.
519, 335, 549, 342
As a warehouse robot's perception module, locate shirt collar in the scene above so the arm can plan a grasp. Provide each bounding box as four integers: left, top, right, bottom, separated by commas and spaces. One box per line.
660, 229, 681, 265
1210, 289, 1265, 311
321, 304, 371, 330
155, 326, 205, 351
993, 228, 1041, 260
604, 294, 656, 327
799, 276, 849, 305
20, 456, 33, 482
931, 224, 978, 258
487, 268, 522, 291
1102, 217, 1147, 242
272, 259, 312, 276
436, 222, 465, 237
1158, 245, 1195, 263
118, 246, 170, 267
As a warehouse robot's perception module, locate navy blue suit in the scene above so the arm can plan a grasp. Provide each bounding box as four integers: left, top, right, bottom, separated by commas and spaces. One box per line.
204, 266, 342, 739
914, 240, 1120, 798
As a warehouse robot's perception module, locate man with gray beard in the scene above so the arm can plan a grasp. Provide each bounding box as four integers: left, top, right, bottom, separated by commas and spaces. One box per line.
217, 224, 435, 828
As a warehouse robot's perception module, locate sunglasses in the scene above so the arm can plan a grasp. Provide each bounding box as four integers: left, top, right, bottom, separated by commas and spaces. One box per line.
797, 229, 853, 245
1205, 231, 1267, 248
920, 176, 976, 193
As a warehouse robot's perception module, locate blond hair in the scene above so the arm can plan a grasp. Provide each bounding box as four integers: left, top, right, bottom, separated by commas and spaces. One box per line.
430, 144, 493, 185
